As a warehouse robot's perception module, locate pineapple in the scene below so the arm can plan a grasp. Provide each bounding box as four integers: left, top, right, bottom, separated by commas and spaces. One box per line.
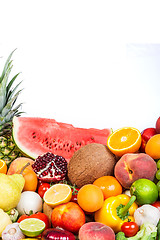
0, 49, 23, 165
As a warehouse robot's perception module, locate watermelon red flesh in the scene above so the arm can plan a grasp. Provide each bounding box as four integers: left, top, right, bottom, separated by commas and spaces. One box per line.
12, 117, 111, 162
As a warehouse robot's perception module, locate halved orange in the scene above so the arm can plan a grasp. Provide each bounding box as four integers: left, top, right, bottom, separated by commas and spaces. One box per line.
0, 159, 7, 174
107, 127, 141, 157
43, 183, 72, 208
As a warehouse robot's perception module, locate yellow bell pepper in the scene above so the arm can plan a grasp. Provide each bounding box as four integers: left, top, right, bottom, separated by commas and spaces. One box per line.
94, 194, 138, 233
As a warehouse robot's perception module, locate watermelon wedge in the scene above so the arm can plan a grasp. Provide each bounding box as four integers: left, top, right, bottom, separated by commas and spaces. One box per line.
12, 117, 111, 162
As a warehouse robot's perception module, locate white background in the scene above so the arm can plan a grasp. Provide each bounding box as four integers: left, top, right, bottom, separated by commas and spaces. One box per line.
0, 1, 160, 132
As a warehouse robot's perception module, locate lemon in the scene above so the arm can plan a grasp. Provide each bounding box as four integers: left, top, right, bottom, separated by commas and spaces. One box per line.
130, 178, 158, 205
43, 183, 72, 207
19, 218, 45, 237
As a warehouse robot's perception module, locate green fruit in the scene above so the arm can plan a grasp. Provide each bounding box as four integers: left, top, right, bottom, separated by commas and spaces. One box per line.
0, 173, 25, 211
19, 218, 45, 237
157, 181, 160, 191
156, 169, 160, 180
157, 159, 160, 169
130, 178, 158, 205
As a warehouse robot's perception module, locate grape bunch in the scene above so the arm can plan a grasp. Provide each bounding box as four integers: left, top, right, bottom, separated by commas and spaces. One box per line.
156, 160, 160, 192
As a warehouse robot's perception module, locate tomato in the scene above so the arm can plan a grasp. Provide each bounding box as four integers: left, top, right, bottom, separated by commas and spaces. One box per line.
17, 212, 50, 230
70, 187, 79, 203
152, 201, 160, 211
17, 214, 29, 223
38, 182, 50, 198
30, 212, 50, 229
121, 221, 139, 237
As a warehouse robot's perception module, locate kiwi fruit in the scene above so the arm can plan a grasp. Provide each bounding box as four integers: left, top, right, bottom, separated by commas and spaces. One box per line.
67, 143, 116, 188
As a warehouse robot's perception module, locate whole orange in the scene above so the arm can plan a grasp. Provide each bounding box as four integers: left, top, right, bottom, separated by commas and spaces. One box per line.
22, 168, 38, 191
145, 134, 160, 159
93, 176, 122, 199
77, 184, 104, 213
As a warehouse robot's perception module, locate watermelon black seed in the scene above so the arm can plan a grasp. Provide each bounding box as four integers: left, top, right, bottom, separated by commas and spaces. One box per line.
32, 152, 68, 182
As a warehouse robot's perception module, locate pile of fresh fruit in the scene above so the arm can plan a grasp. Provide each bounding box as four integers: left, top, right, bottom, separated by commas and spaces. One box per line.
1, 51, 160, 240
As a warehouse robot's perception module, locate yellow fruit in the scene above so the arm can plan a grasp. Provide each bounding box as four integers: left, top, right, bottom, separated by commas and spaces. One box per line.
0, 208, 12, 237
43, 183, 72, 208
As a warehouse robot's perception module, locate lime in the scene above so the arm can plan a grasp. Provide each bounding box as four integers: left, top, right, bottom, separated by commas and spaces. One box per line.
19, 218, 45, 237
130, 178, 158, 205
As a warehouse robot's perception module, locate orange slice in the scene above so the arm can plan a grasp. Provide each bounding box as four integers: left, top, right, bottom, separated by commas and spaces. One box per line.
43, 183, 72, 207
0, 159, 7, 174
107, 127, 141, 157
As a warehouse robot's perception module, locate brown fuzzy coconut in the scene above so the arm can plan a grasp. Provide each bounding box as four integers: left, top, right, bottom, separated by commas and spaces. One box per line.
67, 143, 117, 188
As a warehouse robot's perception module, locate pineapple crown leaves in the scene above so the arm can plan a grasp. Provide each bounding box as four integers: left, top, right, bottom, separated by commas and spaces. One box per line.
0, 49, 23, 114
0, 49, 16, 83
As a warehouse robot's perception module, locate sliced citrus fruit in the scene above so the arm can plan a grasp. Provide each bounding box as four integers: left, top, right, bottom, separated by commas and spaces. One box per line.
19, 218, 45, 237
107, 127, 141, 157
43, 183, 72, 207
0, 159, 7, 174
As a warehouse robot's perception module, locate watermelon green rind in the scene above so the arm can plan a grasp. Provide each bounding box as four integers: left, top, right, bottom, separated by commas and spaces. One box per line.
12, 116, 111, 162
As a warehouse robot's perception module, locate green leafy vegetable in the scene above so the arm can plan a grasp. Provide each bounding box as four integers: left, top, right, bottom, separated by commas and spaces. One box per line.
116, 222, 157, 240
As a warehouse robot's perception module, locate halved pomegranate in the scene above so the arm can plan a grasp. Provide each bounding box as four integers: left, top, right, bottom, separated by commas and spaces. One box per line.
32, 152, 68, 182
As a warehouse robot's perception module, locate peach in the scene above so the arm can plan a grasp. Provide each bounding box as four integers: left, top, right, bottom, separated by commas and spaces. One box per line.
51, 202, 85, 233
79, 222, 115, 240
114, 153, 157, 189
7, 157, 35, 175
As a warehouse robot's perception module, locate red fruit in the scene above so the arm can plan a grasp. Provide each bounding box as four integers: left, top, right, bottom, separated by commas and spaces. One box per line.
41, 227, 76, 240
30, 212, 50, 230
156, 117, 160, 133
70, 187, 79, 203
152, 201, 160, 211
140, 128, 157, 152
121, 222, 139, 237
18, 212, 50, 230
12, 117, 111, 162
79, 222, 115, 240
32, 152, 68, 182
51, 202, 86, 233
17, 214, 29, 223
38, 182, 50, 198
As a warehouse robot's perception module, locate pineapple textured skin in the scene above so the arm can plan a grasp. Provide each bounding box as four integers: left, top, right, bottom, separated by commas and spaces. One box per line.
0, 49, 24, 164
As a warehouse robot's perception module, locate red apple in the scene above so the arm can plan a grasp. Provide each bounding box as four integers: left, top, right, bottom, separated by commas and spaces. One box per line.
51, 202, 85, 233
156, 117, 160, 133
140, 128, 157, 152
